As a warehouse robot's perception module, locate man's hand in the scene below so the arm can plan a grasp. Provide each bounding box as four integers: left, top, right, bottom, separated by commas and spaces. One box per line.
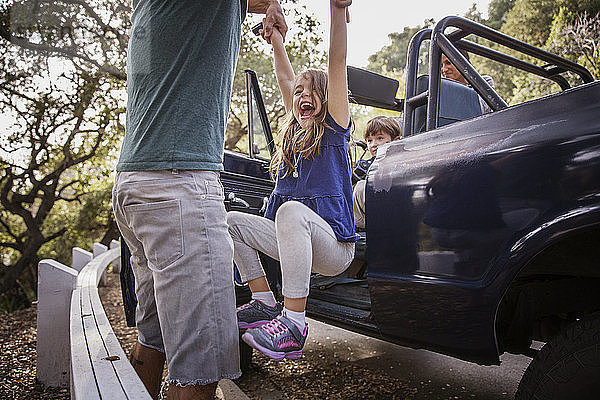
248, 0, 287, 43
262, 1, 287, 44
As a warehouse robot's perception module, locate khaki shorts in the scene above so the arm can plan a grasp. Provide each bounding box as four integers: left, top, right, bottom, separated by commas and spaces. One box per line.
112, 169, 240, 385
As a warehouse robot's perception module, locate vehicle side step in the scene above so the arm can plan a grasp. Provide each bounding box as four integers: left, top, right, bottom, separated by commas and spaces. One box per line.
306, 297, 379, 335
311, 276, 366, 290
309, 275, 371, 310
309, 289, 371, 311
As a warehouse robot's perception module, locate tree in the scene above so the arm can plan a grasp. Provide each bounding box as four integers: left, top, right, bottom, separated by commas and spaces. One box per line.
510, 8, 600, 103
0, 0, 128, 310
502, 0, 557, 46
555, 11, 600, 79
367, 19, 434, 75
487, 0, 517, 29
500, 0, 600, 103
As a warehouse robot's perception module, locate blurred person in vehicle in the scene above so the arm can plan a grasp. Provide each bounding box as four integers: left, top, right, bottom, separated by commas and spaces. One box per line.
441, 53, 496, 114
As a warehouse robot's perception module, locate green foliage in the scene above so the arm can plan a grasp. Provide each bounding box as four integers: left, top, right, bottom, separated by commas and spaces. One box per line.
40, 180, 116, 263
502, 0, 557, 46
487, 0, 517, 29
546, 9, 600, 78
501, 1, 600, 103
367, 19, 434, 75
502, 0, 600, 46
1, 0, 128, 311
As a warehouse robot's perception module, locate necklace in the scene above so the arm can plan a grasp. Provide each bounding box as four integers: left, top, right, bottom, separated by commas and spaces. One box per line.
292, 153, 299, 178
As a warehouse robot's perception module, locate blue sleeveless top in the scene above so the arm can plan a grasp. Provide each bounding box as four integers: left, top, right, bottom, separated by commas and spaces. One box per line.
265, 114, 359, 243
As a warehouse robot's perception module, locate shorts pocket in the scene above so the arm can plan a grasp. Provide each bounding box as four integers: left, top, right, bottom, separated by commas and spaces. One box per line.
204, 179, 225, 200
124, 199, 183, 270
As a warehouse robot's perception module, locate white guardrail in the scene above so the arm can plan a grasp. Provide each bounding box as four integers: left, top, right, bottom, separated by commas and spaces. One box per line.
36, 240, 151, 399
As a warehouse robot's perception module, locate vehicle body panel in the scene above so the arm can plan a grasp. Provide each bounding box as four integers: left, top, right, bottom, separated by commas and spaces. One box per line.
222, 150, 273, 216
365, 81, 600, 363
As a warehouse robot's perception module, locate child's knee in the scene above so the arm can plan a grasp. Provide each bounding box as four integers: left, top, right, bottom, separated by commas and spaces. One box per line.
275, 201, 306, 224
226, 211, 245, 236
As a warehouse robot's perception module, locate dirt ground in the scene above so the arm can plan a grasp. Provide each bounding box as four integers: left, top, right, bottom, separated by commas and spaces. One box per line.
1, 273, 410, 399
0, 273, 138, 400
0, 306, 69, 399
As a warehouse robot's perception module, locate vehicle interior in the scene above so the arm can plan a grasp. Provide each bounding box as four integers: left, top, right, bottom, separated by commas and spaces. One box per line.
241, 15, 595, 335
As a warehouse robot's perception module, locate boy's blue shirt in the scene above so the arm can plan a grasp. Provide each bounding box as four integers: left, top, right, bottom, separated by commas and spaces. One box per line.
118, 0, 247, 172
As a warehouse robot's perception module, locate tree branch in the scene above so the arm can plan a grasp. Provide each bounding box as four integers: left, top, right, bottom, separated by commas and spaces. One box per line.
5, 36, 126, 80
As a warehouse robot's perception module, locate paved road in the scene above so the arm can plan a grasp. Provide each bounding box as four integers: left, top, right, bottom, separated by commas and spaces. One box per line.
238, 318, 533, 399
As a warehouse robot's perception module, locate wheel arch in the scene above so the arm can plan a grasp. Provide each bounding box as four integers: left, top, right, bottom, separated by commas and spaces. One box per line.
493, 206, 600, 355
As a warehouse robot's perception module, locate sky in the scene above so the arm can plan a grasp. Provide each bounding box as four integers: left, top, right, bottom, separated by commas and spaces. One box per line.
300, 0, 492, 68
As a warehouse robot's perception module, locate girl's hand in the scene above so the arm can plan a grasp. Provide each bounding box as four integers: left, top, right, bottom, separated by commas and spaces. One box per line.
334, 0, 352, 7
334, 0, 351, 24
264, 23, 284, 46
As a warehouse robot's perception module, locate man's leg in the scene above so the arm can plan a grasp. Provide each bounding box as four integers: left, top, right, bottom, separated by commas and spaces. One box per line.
150, 171, 239, 395
113, 172, 168, 399
114, 170, 240, 398
167, 382, 218, 400
130, 341, 166, 399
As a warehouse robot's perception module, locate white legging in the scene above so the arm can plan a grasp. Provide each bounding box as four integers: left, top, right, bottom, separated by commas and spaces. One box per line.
226, 201, 355, 299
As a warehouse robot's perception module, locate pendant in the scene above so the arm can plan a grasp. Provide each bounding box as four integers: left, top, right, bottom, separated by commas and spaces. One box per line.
292, 170, 299, 178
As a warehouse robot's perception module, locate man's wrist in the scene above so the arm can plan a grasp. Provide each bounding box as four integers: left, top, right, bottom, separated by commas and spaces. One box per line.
248, 0, 278, 14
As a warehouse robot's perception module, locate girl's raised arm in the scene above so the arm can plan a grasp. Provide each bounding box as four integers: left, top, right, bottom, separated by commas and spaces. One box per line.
270, 28, 295, 113
327, 0, 351, 129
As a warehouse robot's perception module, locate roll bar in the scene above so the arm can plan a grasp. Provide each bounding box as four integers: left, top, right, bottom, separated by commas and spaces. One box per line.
403, 16, 594, 136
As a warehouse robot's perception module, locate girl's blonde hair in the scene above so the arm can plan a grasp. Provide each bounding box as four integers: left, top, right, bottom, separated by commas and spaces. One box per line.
269, 69, 329, 179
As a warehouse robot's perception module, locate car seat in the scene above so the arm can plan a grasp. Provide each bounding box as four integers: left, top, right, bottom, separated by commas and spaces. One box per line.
413, 75, 483, 133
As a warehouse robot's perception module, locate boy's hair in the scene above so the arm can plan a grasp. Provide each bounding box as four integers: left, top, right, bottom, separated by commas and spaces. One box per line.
363, 116, 401, 141
270, 69, 329, 179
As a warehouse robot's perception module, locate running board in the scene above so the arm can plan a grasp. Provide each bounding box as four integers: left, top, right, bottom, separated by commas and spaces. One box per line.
309, 289, 371, 311
306, 297, 379, 336
309, 276, 371, 310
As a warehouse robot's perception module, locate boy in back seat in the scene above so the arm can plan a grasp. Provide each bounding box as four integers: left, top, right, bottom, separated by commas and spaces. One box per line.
353, 116, 401, 229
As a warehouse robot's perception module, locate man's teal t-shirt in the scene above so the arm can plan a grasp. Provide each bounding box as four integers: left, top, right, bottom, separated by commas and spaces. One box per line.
117, 0, 247, 171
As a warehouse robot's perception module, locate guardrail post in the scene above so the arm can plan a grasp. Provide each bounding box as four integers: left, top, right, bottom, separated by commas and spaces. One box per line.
110, 239, 121, 273
93, 243, 109, 286
72, 247, 92, 273
36, 259, 78, 387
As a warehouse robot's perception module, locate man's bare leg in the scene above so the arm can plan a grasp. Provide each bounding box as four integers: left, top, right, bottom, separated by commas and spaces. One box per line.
130, 341, 166, 400
167, 382, 218, 400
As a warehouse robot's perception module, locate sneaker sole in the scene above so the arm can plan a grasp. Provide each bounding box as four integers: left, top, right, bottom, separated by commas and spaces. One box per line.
238, 320, 270, 330
241, 332, 302, 361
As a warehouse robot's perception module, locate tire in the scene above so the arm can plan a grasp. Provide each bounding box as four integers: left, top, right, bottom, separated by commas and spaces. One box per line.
515, 314, 600, 400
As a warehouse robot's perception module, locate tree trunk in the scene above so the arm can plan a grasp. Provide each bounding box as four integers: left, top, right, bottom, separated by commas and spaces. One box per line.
0, 256, 35, 297
100, 218, 120, 246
